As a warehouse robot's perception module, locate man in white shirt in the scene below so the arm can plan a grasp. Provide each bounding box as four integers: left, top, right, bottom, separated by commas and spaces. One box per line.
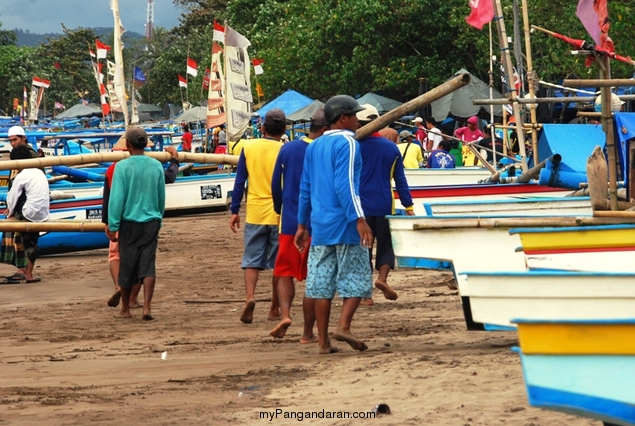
425, 117, 443, 152
6, 145, 50, 282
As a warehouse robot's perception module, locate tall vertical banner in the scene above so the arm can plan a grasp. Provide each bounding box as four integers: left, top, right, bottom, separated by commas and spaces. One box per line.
110, 0, 129, 126
28, 85, 40, 122
224, 24, 253, 141
22, 86, 28, 122
206, 42, 226, 130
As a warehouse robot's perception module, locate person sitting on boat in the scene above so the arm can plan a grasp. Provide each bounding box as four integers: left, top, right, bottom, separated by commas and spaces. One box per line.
4, 145, 50, 283
413, 117, 426, 143
397, 130, 423, 169
428, 140, 456, 169
103, 139, 179, 310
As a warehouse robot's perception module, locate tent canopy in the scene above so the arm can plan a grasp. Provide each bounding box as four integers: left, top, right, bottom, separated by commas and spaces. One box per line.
55, 103, 102, 119
173, 106, 207, 123
286, 100, 325, 122
356, 92, 402, 114
431, 69, 503, 121
255, 90, 314, 118
128, 103, 163, 114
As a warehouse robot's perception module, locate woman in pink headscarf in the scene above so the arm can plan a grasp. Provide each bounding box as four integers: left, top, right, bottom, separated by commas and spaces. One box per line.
454, 116, 484, 166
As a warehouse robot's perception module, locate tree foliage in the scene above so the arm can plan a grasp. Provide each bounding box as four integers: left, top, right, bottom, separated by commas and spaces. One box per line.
1, 0, 634, 116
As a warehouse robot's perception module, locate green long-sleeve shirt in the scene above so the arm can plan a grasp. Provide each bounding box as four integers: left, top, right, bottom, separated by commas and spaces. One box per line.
108, 155, 165, 232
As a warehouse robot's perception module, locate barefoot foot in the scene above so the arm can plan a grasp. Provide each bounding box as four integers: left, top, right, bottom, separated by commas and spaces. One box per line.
113, 311, 132, 319
107, 290, 121, 308
269, 318, 292, 339
375, 281, 398, 300
240, 300, 256, 324
333, 329, 368, 351
359, 298, 374, 306
129, 303, 143, 309
142, 312, 154, 321
300, 335, 319, 344
319, 346, 340, 355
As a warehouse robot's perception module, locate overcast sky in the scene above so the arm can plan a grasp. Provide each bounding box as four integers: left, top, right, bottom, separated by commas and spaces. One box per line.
0, 0, 182, 34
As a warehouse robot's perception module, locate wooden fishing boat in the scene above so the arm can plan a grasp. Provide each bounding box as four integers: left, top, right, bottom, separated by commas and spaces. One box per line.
403, 167, 492, 187
387, 215, 635, 330
513, 318, 635, 426
395, 182, 573, 215
512, 224, 635, 272
463, 270, 635, 328
421, 196, 592, 217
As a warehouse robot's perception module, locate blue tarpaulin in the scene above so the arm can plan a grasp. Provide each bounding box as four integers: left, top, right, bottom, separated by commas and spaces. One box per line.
255, 90, 314, 118
537, 124, 606, 189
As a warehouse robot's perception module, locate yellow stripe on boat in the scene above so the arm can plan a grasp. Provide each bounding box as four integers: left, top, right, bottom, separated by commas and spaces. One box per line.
519, 228, 635, 251
517, 322, 635, 355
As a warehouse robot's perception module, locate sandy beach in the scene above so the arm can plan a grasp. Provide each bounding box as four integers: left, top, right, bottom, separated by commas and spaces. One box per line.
0, 211, 595, 425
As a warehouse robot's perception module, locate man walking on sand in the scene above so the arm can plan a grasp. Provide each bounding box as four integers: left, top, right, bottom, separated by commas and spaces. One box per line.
269, 109, 329, 342
106, 127, 165, 321
295, 95, 373, 355
356, 105, 415, 306
230, 109, 285, 324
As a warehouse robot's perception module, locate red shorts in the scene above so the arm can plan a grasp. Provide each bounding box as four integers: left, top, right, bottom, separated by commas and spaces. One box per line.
273, 234, 310, 281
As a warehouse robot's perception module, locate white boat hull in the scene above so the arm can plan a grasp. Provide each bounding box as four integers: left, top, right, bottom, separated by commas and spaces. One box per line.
463, 271, 635, 327
403, 167, 491, 187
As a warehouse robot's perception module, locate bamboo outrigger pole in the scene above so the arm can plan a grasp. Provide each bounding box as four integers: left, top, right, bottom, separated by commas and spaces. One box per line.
0, 152, 239, 171
521, 0, 539, 162
356, 73, 471, 140
0, 220, 104, 232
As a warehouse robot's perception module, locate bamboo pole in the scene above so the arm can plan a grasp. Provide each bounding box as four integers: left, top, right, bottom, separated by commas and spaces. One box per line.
593, 210, 635, 218
0, 220, 105, 232
520, 0, 539, 163
410, 215, 635, 230
355, 73, 471, 140
473, 94, 635, 105
465, 144, 496, 173
564, 79, 635, 87
598, 57, 619, 211
0, 151, 239, 171
493, 0, 528, 171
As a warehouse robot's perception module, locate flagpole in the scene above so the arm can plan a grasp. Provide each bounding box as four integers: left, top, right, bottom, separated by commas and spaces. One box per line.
186, 44, 190, 106
488, 21, 496, 165
493, 0, 528, 171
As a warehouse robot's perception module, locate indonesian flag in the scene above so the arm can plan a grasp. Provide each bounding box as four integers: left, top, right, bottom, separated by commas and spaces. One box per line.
202, 67, 211, 89
178, 74, 188, 88
186, 57, 198, 77
576, 0, 614, 52
252, 59, 264, 75
95, 39, 111, 59
32, 76, 51, 88
213, 20, 225, 42
466, 0, 494, 30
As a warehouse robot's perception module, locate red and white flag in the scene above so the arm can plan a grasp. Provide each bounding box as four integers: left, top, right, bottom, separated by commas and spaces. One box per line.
32, 76, 51, 88
252, 59, 264, 75
465, 0, 494, 30
576, 0, 613, 52
178, 74, 188, 88
213, 20, 225, 42
95, 39, 111, 59
54, 102, 65, 110
89, 49, 96, 59
186, 57, 198, 77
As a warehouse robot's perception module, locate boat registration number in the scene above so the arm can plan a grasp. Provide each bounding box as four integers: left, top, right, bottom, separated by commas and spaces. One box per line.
200, 184, 222, 200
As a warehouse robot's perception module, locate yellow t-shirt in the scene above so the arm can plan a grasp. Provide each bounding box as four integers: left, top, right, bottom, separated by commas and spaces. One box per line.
242, 138, 282, 225
397, 142, 423, 168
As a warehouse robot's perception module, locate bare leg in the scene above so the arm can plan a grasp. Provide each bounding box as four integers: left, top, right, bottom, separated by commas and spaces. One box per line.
114, 286, 132, 318
269, 276, 294, 338
301, 296, 318, 344
141, 276, 155, 320
129, 283, 143, 308
315, 298, 338, 354
24, 258, 35, 281
107, 259, 121, 307
240, 268, 259, 324
375, 264, 398, 300
333, 297, 367, 351
268, 275, 281, 320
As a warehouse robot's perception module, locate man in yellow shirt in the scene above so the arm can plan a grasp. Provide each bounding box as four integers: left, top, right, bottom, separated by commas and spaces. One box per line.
397, 130, 423, 168
229, 109, 285, 324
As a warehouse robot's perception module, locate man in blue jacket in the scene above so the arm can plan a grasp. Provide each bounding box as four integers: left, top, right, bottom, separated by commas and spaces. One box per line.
295, 95, 373, 355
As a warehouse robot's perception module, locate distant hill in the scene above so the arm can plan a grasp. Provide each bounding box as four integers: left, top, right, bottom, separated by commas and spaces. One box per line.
14, 27, 144, 47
